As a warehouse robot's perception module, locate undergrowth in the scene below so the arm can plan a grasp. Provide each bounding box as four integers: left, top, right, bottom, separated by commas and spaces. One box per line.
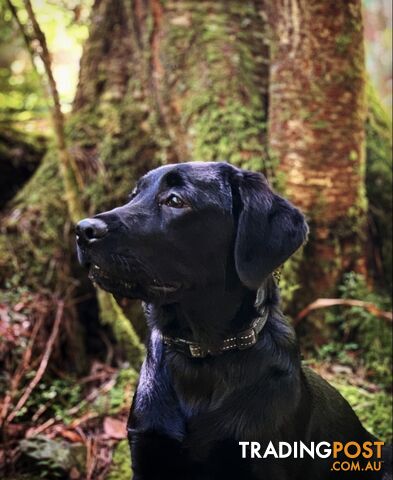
315, 272, 392, 388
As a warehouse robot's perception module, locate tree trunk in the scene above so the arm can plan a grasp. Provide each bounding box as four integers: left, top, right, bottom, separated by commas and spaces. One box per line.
267, 0, 367, 301
0, 0, 270, 368
73, 0, 269, 169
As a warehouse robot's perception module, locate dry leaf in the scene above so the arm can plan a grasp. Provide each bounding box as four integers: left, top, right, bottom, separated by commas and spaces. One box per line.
103, 417, 126, 439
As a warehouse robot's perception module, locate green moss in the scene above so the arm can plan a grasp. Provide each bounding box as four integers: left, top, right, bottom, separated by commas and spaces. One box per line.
0, 149, 68, 288
98, 290, 145, 365
335, 34, 352, 54
162, 1, 269, 170
106, 440, 132, 480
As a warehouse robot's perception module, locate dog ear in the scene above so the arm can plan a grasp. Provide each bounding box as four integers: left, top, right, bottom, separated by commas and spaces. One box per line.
232, 170, 308, 290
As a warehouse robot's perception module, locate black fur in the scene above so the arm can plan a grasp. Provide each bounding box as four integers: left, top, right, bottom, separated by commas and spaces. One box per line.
76, 162, 390, 480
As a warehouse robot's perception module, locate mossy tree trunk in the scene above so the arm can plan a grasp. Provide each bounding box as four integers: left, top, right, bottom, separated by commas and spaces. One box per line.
267, 0, 367, 301
73, 0, 269, 170
0, 0, 270, 368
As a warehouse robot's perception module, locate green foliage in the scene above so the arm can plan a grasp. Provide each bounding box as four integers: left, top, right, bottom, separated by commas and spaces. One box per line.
0, 2, 47, 124
0, 0, 91, 124
316, 342, 360, 367
106, 440, 132, 480
93, 367, 138, 416
108, 368, 138, 414
13, 376, 82, 424
339, 273, 392, 385
278, 248, 304, 308
316, 272, 392, 387
365, 84, 393, 290
14, 367, 137, 426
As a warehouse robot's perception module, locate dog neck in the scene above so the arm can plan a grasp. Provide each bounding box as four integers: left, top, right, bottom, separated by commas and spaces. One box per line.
146, 276, 280, 350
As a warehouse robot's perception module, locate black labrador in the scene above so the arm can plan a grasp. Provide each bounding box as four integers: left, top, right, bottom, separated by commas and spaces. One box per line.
76, 162, 390, 480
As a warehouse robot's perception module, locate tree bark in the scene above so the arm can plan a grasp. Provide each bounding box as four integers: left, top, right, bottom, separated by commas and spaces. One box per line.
74, 0, 270, 169
267, 0, 367, 300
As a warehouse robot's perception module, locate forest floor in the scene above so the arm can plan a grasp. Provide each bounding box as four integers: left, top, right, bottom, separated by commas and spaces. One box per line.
1, 354, 391, 480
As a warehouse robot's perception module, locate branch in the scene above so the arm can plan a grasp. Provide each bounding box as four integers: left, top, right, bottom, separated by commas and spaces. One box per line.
0, 310, 45, 427
21, 0, 85, 222
6, 0, 36, 70
295, 298, 393, 324
7, 301, 64, 423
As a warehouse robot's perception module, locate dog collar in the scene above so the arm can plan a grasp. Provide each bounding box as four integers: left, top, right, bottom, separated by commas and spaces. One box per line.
162, 307, 269, 358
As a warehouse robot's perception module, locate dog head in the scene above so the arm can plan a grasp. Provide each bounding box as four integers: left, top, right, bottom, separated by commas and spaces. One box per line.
76, 162, 308, 302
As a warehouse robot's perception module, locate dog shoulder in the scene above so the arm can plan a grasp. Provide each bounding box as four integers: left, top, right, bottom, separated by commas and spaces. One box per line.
301, 366, 375, 442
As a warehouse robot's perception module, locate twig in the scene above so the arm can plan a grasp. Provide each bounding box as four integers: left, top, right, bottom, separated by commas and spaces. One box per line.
5, 0, 37, 74
26, 418, 56, 438
70, 412, 100, 429
24, 376, 116, 440
31, 398, 54, 423
86, 437, 98, 480
79, 370, 116, 385
295, 298, 393, 324
0, 308, 45, 427
67, 377, 117, 416
13, 309, 46, 387
7, 301, 64, 423
21, 0, 84, 222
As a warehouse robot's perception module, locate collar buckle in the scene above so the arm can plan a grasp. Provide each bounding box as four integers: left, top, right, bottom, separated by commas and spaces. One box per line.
236, 327, 257, 350
189, 344, 207, 358
163, 308, 268, 358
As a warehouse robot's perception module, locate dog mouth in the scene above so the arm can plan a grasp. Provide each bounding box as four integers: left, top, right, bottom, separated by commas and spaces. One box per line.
88, 263, 180, 298
89, 264, 137, 291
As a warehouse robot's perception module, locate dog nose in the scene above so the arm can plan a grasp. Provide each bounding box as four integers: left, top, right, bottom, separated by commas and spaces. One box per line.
76, 218, 108, 244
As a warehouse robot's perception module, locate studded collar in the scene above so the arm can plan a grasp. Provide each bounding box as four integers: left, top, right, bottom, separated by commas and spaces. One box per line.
162, 306, 269, 358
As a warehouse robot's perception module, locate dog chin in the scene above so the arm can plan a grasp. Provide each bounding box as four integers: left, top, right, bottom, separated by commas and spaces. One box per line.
89, 263, 141, 298
88, 263, 181, 301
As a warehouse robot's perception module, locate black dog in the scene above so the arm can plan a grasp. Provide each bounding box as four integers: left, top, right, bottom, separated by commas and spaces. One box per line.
76, 162, 390, 480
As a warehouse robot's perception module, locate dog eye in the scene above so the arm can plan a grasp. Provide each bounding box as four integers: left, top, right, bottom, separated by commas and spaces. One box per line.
164, 194, 186, 208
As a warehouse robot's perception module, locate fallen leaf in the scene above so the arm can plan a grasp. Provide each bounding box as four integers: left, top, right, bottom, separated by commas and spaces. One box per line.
103, 417, 126, 439
14, 302, 26, 312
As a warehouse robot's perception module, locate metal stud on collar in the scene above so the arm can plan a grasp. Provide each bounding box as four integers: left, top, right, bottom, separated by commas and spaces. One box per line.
162, 307, 269, 358
189, 344, 206, 358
